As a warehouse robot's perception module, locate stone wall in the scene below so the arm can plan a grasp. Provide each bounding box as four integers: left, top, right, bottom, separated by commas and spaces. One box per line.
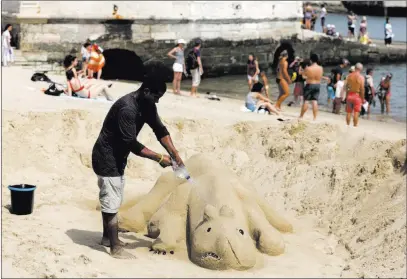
18, 1, 302, 20
19, 19, 301, 76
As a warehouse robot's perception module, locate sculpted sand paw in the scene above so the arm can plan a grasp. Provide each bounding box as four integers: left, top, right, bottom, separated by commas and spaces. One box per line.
120, 154, 293, 270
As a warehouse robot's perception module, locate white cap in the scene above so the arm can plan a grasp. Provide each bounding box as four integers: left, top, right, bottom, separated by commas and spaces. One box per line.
362, 16, 367, 21
177, 39, 186, 45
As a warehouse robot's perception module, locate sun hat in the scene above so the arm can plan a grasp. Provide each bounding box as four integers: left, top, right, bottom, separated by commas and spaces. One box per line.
177, 39, 186, 45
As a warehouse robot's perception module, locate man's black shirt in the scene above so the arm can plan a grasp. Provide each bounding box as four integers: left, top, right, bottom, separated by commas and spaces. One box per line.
329, 66, 343, 86
92, 90, 169, 177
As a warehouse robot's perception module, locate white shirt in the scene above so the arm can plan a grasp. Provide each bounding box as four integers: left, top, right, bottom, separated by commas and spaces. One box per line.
335, 80, 344, 98
385, 23, 393, 38
321, 7, 327, 18
2, 30, 11, 48
81, 46, 90, 60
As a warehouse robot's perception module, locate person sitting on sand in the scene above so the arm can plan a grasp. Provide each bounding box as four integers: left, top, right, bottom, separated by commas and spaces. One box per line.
63, 55, 114, 101
245, 82, 280, 115
91, 77, 185, 259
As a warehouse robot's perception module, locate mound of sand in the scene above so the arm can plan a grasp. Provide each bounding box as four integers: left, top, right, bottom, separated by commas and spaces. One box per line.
2, 67, 406, 278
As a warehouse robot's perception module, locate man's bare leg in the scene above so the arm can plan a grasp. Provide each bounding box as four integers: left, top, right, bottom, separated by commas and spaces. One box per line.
102, 212, 136, 259
101, 212, 126, 247
191, 86, 198, 97
353, 112, 359, 127
299, 101, 309, 118
312, 100, 318, 120
346, 112, 351, 125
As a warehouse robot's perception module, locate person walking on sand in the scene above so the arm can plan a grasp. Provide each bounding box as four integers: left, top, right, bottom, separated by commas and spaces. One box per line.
275, 50, 291, 111
92, 77, 185, 259
2, 24, 13, 67
345, 63, 365, 127
299, 53, 323, 121
247, 53, 260, 91
167, 39, 187, 95
188, 40, 203, 97
288, 57, 306, 107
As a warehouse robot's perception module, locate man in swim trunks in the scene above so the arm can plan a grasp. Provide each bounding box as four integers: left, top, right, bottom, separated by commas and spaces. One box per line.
299, 53, 323, 120
92, 77, 185, 259
345, 63, 365, 127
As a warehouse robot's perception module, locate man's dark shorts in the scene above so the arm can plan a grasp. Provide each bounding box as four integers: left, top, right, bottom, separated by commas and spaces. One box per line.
303, 84, 320, 101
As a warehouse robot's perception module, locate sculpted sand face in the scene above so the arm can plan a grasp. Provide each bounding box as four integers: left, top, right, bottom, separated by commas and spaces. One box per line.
120, 154, 293, 270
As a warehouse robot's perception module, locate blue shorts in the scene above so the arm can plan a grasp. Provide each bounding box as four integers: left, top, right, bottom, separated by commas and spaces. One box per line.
327, 86, 335, 100
245, 102, 256, 112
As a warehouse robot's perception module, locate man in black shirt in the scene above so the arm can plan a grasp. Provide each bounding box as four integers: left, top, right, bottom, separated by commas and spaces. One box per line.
92, 77, 184, 259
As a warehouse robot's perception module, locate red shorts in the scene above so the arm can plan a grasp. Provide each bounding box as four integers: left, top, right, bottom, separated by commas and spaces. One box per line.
346, 92, 362, 113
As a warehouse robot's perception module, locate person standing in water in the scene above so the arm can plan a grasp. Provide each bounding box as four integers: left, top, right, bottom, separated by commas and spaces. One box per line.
167, 39, 187, 95
299, 53, 323, 121
320, 4, 327, 31
247, 53, 260, 91
384, 17, 394, 46
304, 3, 313, 30
377, 73, 392, 114
345, 63, 365, 127
275, 50, 291, 111
347, 11, 357, 40
92, 77, 185, 259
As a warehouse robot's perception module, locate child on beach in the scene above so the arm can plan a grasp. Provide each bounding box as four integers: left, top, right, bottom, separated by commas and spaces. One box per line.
245, 82, 280, 115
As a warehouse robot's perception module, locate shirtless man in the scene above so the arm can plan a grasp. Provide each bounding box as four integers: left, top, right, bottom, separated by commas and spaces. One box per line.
299, 53, 323, 120
345, 63, 365, 127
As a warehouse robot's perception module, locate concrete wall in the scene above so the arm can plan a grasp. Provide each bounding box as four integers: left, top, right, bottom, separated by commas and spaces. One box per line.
18, 1, 302, 20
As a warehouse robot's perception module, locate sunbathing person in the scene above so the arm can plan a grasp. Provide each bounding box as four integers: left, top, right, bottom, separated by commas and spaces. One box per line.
245, 82, 280, 115
63, 55, 114, 101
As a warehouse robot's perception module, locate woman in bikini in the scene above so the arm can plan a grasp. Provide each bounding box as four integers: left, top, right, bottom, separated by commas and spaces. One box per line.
247, 53, 260, 91
63, 55, 114, 101
377, 73, 392, 115
275, 50, 291, 111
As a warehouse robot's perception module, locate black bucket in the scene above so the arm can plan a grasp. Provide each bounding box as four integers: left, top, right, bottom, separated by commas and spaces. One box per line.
8, 184, 37, 215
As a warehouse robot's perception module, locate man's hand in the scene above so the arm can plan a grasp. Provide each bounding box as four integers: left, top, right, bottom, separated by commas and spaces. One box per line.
172, 153, 184, 168
159, 155, 172, 168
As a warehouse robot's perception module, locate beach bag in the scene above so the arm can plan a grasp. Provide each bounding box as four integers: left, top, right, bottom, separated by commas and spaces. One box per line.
43, 83, 65, 96
186, 50, 199, 71
31, 72, 52, 83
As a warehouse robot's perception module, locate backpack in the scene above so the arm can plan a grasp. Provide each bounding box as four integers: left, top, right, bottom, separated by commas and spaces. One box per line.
186, 50, 199, 71
44, 83, 65, 96
31, 72, 52, 83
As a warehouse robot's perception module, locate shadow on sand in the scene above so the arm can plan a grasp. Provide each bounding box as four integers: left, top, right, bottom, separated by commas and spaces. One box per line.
65, 229, 152, 253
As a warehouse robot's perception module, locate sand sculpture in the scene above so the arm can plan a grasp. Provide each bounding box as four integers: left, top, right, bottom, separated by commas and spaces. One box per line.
120, 154, 293, 270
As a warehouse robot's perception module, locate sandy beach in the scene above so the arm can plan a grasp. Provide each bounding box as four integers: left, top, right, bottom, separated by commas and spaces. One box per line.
2, 66, 406, 278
